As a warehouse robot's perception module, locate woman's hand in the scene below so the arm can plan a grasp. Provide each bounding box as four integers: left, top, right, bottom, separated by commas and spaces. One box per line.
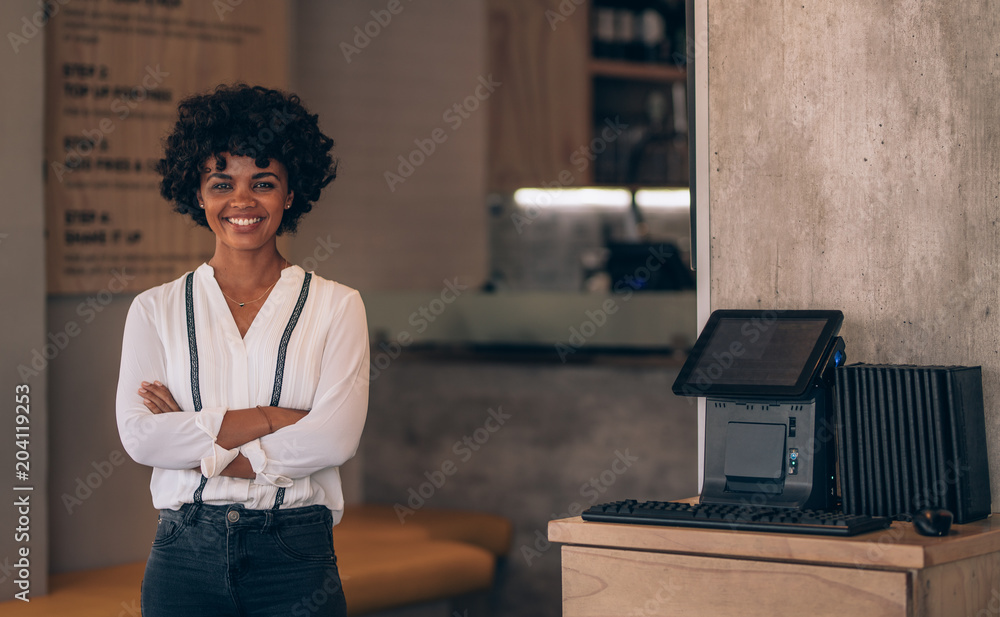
139, 381, 181, 414
219, 454, 256, 479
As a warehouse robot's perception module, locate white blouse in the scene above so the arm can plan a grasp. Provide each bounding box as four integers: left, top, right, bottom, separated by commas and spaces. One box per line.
115, 263, 369, 524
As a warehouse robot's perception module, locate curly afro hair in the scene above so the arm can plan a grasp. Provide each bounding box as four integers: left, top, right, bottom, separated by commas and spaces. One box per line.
157, 83, 336, 235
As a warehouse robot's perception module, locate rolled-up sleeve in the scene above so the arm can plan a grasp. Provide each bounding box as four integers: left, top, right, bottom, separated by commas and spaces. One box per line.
195, 407, 240, 477
240, 438, 293, 487
242, 290, 370, 484
116, 295, 233, 471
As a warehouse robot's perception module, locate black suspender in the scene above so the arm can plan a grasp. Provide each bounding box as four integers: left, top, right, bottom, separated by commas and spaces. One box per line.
185, 270, 313, 511
270, 272, 312, 407
185, 272, 203, 412
186, 273, 210, 505
269, 272, 312, 509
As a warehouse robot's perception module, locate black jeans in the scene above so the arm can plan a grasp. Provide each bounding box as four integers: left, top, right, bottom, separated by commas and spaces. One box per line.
141, 503, 346, 617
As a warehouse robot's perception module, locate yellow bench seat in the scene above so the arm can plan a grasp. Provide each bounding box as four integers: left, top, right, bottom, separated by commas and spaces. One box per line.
0, 504, 512, 616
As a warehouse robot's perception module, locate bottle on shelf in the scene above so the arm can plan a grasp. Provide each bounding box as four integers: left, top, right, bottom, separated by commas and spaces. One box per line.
629, 83, 688, 186
629, 90, 669, 185
667, 80, 689, 184
591, 1, 685, 66
592, 6, 617, 59
639, 8, 666, 63
613, 8, 641, 62
592, 110, 647, 186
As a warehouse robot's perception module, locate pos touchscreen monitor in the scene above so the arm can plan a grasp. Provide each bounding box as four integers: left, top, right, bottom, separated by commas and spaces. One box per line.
672, 310, 844, 399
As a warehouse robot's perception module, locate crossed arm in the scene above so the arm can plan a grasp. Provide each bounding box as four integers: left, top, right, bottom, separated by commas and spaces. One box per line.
137, 382, 307, 479
116, 288, 370, 485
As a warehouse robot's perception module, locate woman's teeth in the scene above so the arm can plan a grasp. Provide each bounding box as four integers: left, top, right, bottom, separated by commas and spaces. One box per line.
228, 217, 262, 226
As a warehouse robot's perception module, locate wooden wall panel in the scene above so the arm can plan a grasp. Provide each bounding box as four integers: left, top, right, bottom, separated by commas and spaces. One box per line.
45, 0, 289, 294
290, 1, 488, 291
487, 0, 591, 191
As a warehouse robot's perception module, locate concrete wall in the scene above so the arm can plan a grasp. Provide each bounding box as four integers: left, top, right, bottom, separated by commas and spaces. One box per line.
708, 1, 1000, 501
363, 359, 698, 617
0, 0, 49, 600
46, 298, 153, 572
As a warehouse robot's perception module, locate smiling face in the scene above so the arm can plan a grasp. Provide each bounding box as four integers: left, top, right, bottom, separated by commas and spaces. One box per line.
196, 153, 293, 255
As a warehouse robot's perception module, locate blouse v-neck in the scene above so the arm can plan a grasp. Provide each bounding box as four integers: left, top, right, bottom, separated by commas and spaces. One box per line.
199, 262, 301, 342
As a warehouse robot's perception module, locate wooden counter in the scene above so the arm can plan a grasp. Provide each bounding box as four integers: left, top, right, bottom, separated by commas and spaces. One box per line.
548, 514, 1000, 616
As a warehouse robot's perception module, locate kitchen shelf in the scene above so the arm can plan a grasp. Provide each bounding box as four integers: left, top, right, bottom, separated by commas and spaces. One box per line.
590, 59, 686, 83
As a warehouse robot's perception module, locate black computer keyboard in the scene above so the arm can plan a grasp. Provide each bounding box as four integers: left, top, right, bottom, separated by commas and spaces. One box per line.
583, 500, 893, 536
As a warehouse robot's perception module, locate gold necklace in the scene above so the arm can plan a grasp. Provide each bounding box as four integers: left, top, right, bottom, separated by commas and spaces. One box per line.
213, 259, 290, 308
221, 280, 278, 308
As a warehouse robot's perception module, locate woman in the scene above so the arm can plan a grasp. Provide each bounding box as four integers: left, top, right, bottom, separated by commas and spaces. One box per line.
116, 84, 368, 617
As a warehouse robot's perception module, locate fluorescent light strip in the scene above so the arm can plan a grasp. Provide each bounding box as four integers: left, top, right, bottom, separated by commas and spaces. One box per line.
635, 188, 690, 209
513, 188, 631, 209
514, 187, 691, 210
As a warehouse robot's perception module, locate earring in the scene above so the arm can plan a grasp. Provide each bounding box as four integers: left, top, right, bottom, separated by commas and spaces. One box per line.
199, 204, 204, 209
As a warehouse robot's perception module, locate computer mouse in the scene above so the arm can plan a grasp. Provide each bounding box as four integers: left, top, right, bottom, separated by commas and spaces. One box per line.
912, 508, 953, 537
